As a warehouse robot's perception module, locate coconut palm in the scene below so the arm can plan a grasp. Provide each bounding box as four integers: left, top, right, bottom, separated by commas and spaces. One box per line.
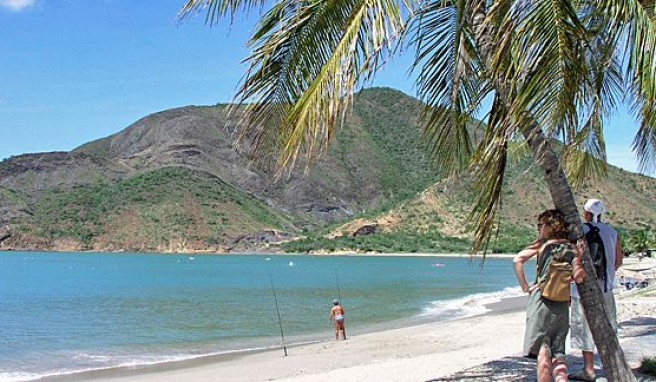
627, 229, 654, 257
180, 0, 655, 379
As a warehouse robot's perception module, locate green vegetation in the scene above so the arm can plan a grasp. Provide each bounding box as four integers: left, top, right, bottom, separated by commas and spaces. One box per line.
73, 136, 113, 159
279, 223, 534, 254
624, 229, 656, 256
641, 357, 656, 377
2, 89, 656, 255
25, 167, 293, 249
353, 88, 437, 203
281, 229, 472, 253
489, 224, 536, 254
0, 187, 27, 208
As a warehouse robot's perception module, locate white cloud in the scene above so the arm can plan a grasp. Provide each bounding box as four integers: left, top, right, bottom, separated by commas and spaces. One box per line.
0, 0, 37, 11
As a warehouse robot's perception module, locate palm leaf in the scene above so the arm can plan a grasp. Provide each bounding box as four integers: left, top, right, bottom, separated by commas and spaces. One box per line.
232, 0, 406, 174
179, 0, 267, 24
563, 17, 624, 188
410, 0, 481, 177
505, 0, 588, 142
598, 0, 656, 173
468, 94, 511, 256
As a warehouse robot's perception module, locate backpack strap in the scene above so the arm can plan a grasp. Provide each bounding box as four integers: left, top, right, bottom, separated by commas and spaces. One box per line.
536, 242, 557, 281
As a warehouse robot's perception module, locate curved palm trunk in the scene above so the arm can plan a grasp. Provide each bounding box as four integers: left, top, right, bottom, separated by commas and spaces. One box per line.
523, 128, 635, 382
468, 1, 635, 380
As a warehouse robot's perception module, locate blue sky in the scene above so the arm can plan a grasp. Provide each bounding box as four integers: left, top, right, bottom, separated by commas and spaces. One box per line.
0, 1, 652, 176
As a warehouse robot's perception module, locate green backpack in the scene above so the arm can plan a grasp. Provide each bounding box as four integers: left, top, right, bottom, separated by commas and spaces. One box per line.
536, 242, 575, 302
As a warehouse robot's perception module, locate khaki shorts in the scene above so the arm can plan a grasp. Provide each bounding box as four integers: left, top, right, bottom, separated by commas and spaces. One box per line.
570, 294, 617, 352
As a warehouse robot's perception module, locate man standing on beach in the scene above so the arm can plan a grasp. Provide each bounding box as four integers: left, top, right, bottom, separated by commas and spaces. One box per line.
569, 198, 624, 381
329, 299, 346, 340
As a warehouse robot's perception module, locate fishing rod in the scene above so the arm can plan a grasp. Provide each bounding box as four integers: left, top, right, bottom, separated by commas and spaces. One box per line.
334, 267, 342, 303
268, 270, 288, 357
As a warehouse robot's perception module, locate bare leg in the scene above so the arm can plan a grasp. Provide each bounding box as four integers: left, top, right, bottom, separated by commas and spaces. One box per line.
553, 359, 568, 382
537, 343, 553, 382
582, 350, 595, 376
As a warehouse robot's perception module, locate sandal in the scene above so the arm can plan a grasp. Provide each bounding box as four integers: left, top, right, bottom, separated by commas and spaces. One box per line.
568, 369, 596, 381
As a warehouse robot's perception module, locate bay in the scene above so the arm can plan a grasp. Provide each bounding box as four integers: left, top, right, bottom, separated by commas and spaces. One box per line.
0, 251, 531, 381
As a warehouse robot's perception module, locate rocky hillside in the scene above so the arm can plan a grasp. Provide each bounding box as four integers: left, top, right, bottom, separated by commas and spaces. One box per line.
0, 88, 437, 252
287, 151, 656, 254
1, 88, 655, 253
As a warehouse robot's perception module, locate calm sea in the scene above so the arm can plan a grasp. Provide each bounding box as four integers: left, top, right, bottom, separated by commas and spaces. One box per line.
0, 251, 531, 381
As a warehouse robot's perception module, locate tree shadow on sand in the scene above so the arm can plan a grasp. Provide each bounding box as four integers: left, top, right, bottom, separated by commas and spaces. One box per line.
427, 316, 656, 381
426, 355, 539, 381
619, 317, 656, 338
426, 354, 654, 382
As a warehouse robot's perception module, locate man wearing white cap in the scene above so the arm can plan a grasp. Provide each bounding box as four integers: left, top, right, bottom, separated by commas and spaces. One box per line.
569, 199, 624, 381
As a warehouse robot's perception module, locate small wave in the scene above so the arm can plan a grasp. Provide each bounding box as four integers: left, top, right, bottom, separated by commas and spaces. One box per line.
420, 286, 524, 320
0, 344, 305, 382
0, 372, 44, 382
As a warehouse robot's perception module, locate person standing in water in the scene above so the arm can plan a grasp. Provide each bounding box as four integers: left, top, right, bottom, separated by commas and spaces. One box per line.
329, 299, 346, 340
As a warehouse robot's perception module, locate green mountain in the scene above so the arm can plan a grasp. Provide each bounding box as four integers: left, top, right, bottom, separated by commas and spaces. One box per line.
1, 88, 655, 253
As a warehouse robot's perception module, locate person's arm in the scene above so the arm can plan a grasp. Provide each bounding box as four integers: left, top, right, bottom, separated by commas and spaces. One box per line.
615, 236, 624, 270
571, 256, 585, 284
572, 239, 586, 284
513, 246, 539, 293
329, 308, 334, 322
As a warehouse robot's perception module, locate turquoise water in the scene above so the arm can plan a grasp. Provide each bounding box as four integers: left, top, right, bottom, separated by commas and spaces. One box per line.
0, 252, 530, 381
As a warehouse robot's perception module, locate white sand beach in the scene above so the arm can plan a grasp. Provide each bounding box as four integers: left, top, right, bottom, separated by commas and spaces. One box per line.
67, 300, 528, 382
62, 286, 656, 382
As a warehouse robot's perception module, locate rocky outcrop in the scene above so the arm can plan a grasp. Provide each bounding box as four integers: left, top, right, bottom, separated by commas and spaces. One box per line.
352, 224, 378, 237
0, 152, 129, 201
0, 225, 11, 244
228, 230, 295, 251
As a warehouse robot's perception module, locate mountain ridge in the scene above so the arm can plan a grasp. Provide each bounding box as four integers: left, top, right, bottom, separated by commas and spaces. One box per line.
1, 87, 655, 253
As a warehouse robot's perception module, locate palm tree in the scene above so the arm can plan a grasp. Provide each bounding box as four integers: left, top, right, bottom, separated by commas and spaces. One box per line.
180, 0, 655, 379
627, 229, 654, 257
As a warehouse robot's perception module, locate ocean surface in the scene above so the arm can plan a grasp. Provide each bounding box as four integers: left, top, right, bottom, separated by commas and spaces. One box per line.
0, 251, 533, 381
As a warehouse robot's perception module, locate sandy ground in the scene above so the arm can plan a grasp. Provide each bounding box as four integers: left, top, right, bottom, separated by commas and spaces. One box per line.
58, 286, 656, 382
67, 307, 528, 382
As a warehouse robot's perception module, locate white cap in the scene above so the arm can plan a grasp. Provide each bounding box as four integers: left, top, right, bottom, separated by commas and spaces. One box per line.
583, 199, 605, 222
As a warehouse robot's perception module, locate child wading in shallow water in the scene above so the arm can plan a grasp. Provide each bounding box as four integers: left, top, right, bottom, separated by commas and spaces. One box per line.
514, 209, 585, 382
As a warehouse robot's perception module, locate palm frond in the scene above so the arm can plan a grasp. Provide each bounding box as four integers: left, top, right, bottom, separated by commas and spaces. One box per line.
179, 0, 266, 25
409, 0, 481, 177
626, 10, 656, 173
504, 0, 588, 142
562, 18, 625, 188
232, 0, 406, 175
468, 94, 513, 256
598, 0, 656, 173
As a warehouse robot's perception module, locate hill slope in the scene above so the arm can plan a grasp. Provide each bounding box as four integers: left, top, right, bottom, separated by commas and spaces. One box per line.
1, 88, 655, 253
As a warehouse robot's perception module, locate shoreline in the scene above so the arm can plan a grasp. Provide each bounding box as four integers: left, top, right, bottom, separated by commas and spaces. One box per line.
46, 295, 529, 382
47, 290, 656, 382
33, 291, 656, 382
0, 249, 516, 259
